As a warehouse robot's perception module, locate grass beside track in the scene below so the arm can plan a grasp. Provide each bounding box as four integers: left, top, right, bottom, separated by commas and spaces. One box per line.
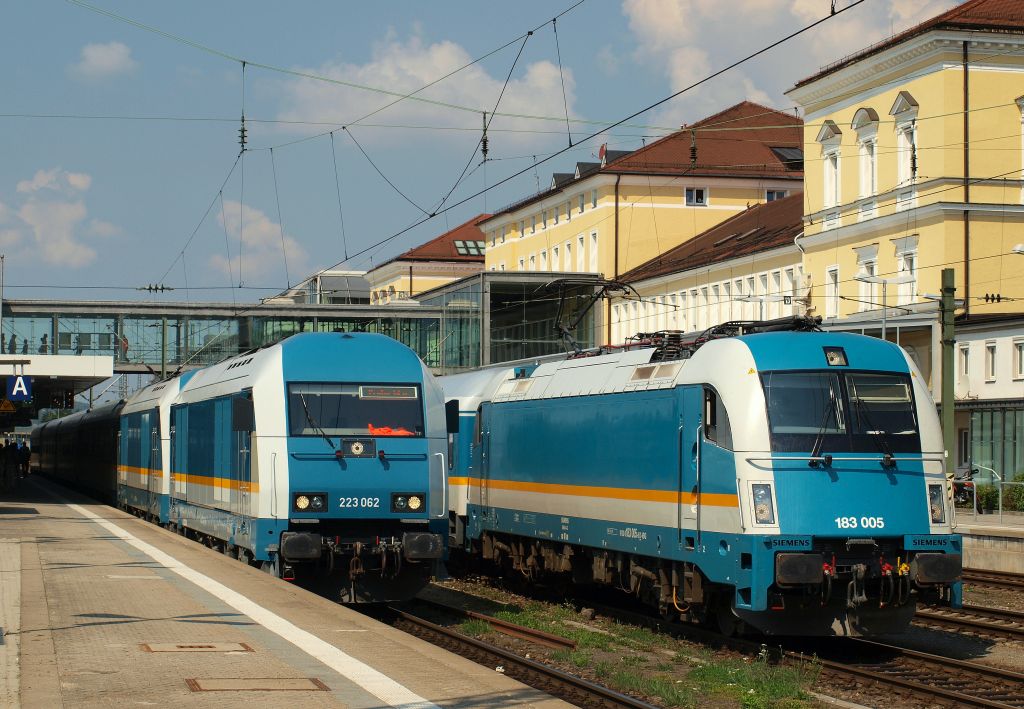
451, 590, 819, 708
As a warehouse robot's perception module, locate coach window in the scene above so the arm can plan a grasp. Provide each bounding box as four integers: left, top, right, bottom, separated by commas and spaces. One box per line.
703, 387, 733, 450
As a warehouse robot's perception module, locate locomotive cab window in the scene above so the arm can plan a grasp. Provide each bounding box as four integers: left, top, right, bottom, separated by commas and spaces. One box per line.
703, 387, 733, 450
761, 370, 920, 453
288, 383, 424, 437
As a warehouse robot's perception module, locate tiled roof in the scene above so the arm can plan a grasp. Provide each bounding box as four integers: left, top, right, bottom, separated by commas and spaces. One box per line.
619, 192, 804, 284
389, 213, 491, 264
793, 0, 1024, 89
604, 101, 803, 178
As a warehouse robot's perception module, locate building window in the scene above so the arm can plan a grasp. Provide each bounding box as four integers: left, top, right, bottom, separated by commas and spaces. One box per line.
896, 122, 916, 186
766, 190, 787, 202
986, 341, 997, 381
823, 150, 840, 209
958, 428, 969, 466
552, 245, 560, 270
501, 226, 507, 244
553, 205, 559, 225
577, 235, 585, 271
518, 220, 524, 238
540, 250, 548, 269
897, 251, 917, 305
722, 281, 732, 322
499, 262, 506, 271
518, 257, 525, 271
564, 241, 572, 271
591, 189, 598, 208
857, 260, 877, 311
565, 201, 572, 222
960, 344, 970, 377
542, 210, 548, 229
825, 266, 839, 319
579, 193, 585, 214
859, 139, 877, 198
530, 215, 536, 234
679, 291, 688, 331
685, 187, 707, 206
589, 231, 598, 271
490, 230, 495, 248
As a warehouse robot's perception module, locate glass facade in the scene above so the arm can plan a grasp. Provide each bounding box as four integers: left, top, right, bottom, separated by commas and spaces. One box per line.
969, 408, 1024, 483
1, 273, 595, 376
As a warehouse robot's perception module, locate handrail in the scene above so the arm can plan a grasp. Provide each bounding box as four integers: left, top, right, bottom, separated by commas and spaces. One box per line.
745, 454, 945, 464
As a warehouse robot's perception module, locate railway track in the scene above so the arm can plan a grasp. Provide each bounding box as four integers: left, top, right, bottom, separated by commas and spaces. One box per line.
811, 637, 1024, 708
389, 605, 658, 709
550, 597, 1024, 708
963, 568, 1024, 592
916, 603, 1024, 641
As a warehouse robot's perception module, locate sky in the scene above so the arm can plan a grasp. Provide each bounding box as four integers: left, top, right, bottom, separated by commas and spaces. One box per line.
0, 0, 958, 303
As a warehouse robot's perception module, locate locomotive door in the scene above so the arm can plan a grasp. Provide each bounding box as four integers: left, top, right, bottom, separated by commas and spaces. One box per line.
678, 387, 702, 542
148, 415, 161, 517
232, 395, 254, 519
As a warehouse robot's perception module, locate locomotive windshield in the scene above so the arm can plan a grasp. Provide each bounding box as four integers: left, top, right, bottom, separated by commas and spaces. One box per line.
288, 383, 424, 437
762, 370, 920, 453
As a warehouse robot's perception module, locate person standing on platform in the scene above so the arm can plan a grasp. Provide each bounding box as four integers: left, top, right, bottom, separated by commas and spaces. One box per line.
39, 334, 48, 354
5, 441, 19, 487
21, 338, 27, 354
19, 442, 30, 478
0, 441, 10, 491
9, 334, 17, 354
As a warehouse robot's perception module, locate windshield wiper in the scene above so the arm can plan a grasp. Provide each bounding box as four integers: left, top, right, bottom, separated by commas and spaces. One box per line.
809, 383, 840, 468
851, 396, 897, 466
299, 393, 337, 451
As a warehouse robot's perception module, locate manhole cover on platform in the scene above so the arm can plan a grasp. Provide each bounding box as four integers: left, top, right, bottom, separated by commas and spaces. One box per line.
186, 678, 329, 691
142, 642, 253, 652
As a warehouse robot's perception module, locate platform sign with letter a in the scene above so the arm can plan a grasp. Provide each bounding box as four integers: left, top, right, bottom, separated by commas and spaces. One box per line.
6, 375, 32, 402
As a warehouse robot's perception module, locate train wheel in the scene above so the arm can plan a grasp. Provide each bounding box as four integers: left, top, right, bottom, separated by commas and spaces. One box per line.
236, 547, 252, 566
260, 557, 279, 577
716, 603, 745, 637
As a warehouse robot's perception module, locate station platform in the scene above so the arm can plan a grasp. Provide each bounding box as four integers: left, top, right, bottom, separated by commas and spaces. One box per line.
0, 478, 571, 708
957, 519, 1024, 574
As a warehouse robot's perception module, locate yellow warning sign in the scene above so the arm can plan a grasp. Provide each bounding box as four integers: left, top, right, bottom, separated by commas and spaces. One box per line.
0, 400, 15, 413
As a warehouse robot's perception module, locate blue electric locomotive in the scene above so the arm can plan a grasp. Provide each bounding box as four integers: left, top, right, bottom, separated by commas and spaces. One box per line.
36, 332, 452, 603
442, 317, 962, 636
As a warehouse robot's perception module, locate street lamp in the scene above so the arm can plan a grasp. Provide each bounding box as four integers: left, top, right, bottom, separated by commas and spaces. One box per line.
854, 271, 915, 340
737, 294, 791, 321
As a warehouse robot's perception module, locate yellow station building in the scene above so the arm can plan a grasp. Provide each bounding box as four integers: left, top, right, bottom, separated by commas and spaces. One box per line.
481, 101, 804, 342
786, 0, 1024, 482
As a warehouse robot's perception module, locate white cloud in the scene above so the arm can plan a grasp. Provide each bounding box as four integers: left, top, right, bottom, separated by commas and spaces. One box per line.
18, 199, 96, 267
16, 168, 91, 194
87, 219, 121, 237
211, 201, 307, 283
277, 32, 576, 145
0, 230, 22, 250
69, 41, 138, 80
622, 0, 959, 122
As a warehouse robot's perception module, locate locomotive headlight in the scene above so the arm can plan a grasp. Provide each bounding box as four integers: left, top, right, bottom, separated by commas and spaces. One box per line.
393, 495, 408, 511
293, 493, 327, 513
751, 484, 776, 525
928, 483, 945, 524
407, 495, 423, 511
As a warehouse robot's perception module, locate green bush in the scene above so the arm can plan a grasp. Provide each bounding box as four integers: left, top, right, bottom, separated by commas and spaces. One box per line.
976, 485, 1000, 512
1004, 474, 1024, 513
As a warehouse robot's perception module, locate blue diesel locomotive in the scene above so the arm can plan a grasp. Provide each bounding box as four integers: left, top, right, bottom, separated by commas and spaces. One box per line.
36, 332, 451, 603
442, 318, 962, 635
